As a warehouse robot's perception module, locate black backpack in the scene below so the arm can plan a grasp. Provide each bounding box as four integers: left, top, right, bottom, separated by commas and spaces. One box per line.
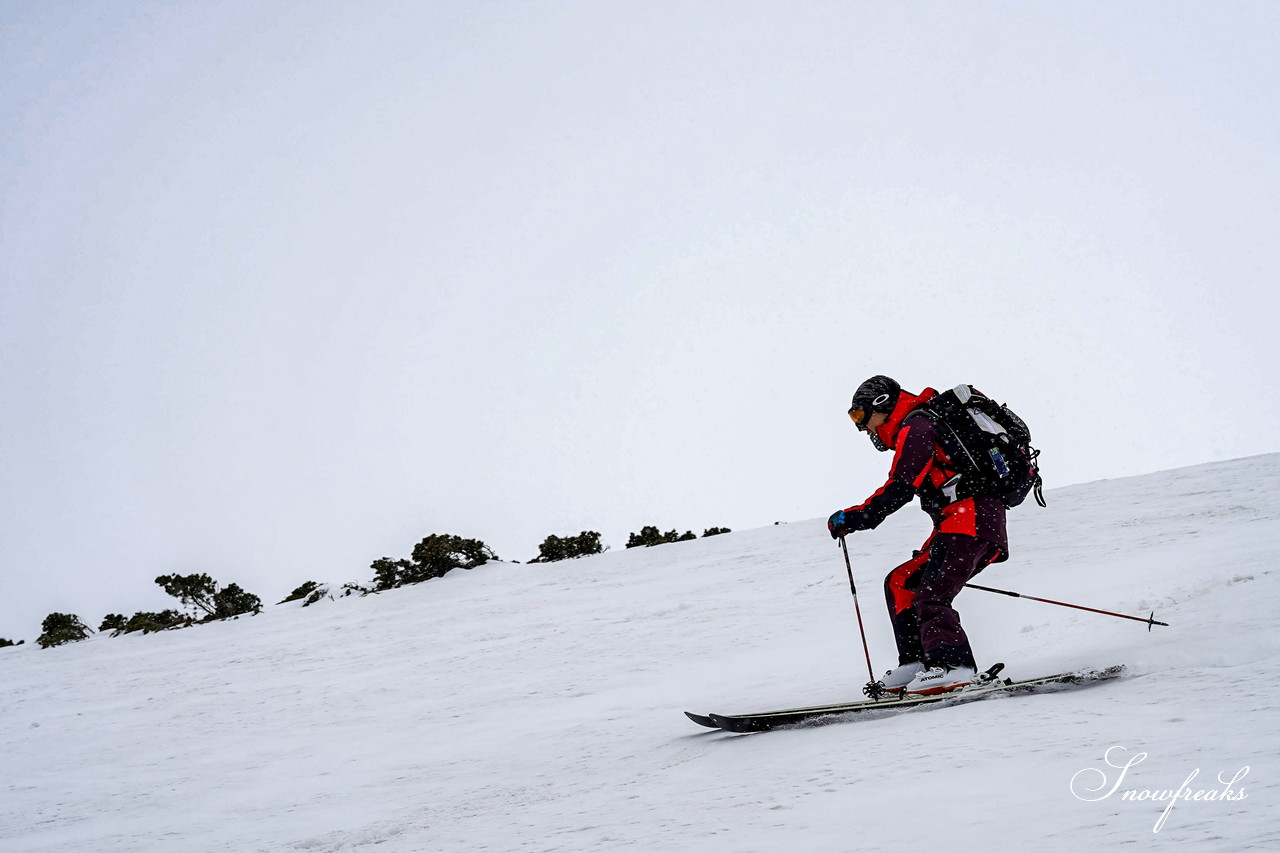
916, 385, 1045, 509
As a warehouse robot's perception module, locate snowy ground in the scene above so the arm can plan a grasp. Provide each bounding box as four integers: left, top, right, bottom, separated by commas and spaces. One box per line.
3, 454, 1278, 852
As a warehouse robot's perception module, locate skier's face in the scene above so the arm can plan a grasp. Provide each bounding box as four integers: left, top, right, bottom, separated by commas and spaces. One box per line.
853, 411, 888, 438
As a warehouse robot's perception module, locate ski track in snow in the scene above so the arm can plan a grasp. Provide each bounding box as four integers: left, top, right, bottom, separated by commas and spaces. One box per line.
2, 454, 1278, 851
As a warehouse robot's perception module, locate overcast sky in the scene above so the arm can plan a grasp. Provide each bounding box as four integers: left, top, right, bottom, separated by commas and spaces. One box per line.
2, 1, 1277, 637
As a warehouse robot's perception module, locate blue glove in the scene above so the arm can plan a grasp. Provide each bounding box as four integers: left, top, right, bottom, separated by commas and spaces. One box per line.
828, 509, 857, 539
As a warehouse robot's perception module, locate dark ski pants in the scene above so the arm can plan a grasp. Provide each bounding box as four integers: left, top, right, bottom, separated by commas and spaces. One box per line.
884, 532, 1002, 671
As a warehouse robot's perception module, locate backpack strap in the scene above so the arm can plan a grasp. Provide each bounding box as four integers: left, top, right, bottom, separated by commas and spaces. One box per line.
1028, 447, 1047, 507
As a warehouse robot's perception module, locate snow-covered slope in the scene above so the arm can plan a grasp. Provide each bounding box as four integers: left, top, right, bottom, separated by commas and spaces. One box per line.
4, 455, 1278, 852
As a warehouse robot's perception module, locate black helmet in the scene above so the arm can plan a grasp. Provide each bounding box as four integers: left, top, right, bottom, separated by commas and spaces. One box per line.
849, 375, 901, 422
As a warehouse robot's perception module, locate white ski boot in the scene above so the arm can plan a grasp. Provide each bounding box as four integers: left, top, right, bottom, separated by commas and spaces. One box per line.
864, 661, 924, 698
904, 665, 976, 696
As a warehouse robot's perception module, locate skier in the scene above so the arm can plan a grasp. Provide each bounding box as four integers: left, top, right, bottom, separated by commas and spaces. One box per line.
828, 375, 1009, 697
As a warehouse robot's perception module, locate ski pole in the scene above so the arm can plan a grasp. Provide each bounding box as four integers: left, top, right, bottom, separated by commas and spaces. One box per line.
963, 582, 1169, 631
839, 536, 877, 682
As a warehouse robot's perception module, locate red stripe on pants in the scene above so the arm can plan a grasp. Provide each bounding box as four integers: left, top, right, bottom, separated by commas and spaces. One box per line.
885, 532, 935, 615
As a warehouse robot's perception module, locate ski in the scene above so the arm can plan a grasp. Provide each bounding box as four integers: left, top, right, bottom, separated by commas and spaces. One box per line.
689, 664, 1125, 733
684, 711, 719, 728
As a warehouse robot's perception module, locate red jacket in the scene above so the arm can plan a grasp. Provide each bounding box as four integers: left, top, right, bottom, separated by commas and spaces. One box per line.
842, 388, 1009, 558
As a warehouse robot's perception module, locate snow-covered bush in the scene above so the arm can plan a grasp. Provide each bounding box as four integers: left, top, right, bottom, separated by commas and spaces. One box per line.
528, 531, 605, 563
370, 534, 498, 590
36, 613, 91, 648
154, 573, 262, 621
278, 581, 330, 607
625, 526, 696, 548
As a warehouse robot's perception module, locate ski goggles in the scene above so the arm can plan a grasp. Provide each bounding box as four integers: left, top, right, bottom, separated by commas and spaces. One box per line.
848, 407, 870, 426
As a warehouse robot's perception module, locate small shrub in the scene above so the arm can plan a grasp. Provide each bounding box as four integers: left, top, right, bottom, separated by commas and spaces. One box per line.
370, 558, 413, 591
371, 535, 497, 589
529, 531, 605, 563
625, 526, 696, 548
36, 613, 92, 649
279, 581, 329, 607
279, 581, 319, 604
703, 527, 731, 537
100, 614, 127, 633
155, 573, 261, 621
409, 534, 496, 580
155, 573, 219, 618
211, 584, 262, 619
118, 610, 190, 635
626, 526, 663, 548
0, 637, 23, 648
